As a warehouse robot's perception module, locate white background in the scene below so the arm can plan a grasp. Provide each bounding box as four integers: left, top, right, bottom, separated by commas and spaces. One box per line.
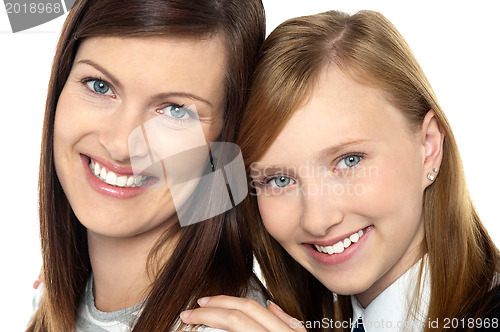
1, 1, 498, 330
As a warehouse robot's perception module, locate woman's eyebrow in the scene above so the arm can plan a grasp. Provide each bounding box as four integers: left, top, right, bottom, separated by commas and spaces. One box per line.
152, 93, 213, 108
77, 59, 122, 90
76, 59, 214, 107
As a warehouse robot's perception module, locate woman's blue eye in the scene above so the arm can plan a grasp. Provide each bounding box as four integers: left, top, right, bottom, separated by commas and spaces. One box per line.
86, 79, 113, 95
338, 155, 362, 168
169, 105, 187, 118
270, 176, 291, 188
160, 105, 191, 120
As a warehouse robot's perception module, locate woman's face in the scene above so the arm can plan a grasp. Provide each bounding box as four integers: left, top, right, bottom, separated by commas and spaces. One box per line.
253, 66, 439, 305
54, 36, 226, 238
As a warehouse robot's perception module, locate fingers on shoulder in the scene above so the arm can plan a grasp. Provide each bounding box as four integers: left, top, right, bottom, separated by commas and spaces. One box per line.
183, 307, 267, 331
201, 295, 265, 311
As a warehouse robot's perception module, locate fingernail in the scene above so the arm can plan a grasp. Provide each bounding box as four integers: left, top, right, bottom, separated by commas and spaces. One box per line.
180, 310, 192, 321
198, 296, 210, 306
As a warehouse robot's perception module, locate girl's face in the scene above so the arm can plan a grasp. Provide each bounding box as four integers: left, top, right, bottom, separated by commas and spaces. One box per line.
253, 66, 441, 306
54, 36, 226, 238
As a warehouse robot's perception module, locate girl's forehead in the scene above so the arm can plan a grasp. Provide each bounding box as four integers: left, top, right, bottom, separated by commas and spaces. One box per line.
256, 67, 413, 165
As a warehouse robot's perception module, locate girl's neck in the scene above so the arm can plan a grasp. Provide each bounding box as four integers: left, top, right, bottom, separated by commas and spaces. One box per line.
87, 221, 178, 312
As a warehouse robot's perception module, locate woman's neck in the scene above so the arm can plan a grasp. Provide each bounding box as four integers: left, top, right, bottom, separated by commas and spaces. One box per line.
87, 221, 178, 312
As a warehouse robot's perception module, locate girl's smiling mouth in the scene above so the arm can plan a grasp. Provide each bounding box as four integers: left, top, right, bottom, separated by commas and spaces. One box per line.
304, 226, 373, 265
313, 227, 367, 255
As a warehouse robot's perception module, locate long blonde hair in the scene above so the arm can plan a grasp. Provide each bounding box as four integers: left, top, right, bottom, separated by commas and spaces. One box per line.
238, 10, 499, 331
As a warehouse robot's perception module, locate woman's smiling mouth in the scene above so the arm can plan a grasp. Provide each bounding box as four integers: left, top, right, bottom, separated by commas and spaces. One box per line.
89, 158, 150, 188
81, 155, 157, 199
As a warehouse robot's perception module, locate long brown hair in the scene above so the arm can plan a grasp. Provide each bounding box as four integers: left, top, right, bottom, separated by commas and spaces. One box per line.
28, 0, 265, 331
238, 10, 500, 332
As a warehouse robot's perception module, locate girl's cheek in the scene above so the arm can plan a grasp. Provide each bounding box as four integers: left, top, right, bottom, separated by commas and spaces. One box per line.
259, 200, 291, 237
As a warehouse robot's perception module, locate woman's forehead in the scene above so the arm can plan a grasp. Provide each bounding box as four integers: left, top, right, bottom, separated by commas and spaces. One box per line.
73, 35, 227, 109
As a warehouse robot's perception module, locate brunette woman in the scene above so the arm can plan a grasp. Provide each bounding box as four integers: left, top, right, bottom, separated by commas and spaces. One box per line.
28, 0, 265, 331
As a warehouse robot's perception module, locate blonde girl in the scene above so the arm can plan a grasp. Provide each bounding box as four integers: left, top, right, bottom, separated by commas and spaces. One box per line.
178, 10, 500, 332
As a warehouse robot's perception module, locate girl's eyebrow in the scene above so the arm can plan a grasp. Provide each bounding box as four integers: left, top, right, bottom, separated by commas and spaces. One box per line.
250, 165, 289, 179
251, 139, 372, 178
76, 59, 213, 107
316, 139, 371, 160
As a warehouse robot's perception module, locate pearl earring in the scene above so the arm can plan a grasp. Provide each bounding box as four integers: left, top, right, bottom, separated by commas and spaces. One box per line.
427, 167, 438, 181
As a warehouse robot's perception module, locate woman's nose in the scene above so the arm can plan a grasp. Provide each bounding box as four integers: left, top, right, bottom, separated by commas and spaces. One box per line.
98, 104, 149, 163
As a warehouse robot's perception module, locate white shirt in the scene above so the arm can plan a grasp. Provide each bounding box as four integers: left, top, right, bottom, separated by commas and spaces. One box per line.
350, 257, 430, 332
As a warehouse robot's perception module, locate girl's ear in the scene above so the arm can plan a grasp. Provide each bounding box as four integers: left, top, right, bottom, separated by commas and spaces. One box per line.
420, 110, 444, 188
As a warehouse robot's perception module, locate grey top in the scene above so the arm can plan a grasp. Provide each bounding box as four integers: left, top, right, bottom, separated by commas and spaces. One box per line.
74, 274, 267, 331
75, 274, 144, 332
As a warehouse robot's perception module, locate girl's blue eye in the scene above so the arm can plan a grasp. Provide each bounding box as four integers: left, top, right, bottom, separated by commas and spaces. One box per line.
269, 176, 292, 188
338, 155, 362, 169
86, 79, 112, 95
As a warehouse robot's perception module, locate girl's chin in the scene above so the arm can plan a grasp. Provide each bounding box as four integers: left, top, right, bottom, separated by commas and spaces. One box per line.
316, 275, 375, 297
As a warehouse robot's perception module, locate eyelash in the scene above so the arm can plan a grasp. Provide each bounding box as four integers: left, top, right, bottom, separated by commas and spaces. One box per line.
80, 77, 195, 122
257, 152, 365, 189
333, 152, 365, 171
81, 76, 116, 97
260, 175, 296, 187
157, 103, 195, 123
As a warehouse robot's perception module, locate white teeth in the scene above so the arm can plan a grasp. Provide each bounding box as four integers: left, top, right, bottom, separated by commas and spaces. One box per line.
314, 228, 366, 255
94, 162, 100, 176
333, 242, 344, 254
350, 233, 359, 243
116, 176, 127, 187
100, 168, 107, 179
126, 176, 134, 187
105, 171, 117, 186
343, 238, 351, 248
88, 159, 148, 188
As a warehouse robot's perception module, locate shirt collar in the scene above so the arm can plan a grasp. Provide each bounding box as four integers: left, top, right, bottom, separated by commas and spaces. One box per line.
350, 256, 430, 331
